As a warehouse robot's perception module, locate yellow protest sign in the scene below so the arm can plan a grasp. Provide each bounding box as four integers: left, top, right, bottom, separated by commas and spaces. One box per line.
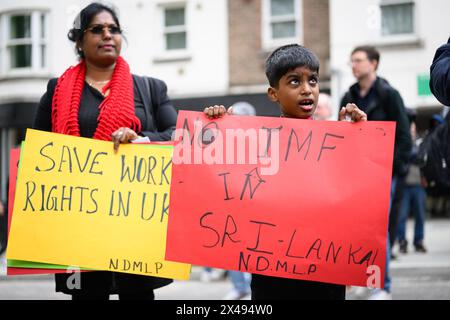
7, 129, 191, 280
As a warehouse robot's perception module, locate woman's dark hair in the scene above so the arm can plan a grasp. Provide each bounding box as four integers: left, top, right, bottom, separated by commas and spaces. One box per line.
67, 2, 121, 59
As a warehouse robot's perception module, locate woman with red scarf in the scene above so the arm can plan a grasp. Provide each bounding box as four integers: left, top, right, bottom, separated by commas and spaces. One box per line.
33, 2, 177, 300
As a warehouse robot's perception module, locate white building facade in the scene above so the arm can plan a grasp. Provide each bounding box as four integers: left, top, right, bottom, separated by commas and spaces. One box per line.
330, 0, 450, 120
0, 0, 229, 102
0, 0, 229, 200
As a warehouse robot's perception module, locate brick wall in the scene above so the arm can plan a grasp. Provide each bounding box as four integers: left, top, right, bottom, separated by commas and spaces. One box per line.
228, 0, 330, 87
228, 0, 267, 87
303, 0, 330, 81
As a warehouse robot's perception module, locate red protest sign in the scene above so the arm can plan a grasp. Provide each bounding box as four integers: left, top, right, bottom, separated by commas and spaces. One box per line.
7, 147, 20, 232
166, 111, 394, 288
7, 147, 73, 275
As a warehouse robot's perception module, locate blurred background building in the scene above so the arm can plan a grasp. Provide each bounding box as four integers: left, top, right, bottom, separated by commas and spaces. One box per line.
0, 0, 449, 208
330, 0, 449, 129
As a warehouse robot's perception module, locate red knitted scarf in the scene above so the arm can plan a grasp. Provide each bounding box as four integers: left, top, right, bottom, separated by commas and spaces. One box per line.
51, 56, 141, 140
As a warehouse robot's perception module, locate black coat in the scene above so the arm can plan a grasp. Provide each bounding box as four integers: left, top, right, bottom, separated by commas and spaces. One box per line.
430, 37, 450, 106
340, 77, 412, 177
33, 75, 177, 295
34, 76, 177, 141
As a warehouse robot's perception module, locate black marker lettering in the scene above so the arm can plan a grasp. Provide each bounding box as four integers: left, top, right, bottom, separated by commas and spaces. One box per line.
199, 122, 219, 147
146, 156, 157, 184
73, 147, 90, 173
275, 260, 288, 272
238, 252, 250, 272
240, 167, 265, 200
160, 193, 169, 222
58, 145, 72, 173
348, 245, 362, 264
155, 262, 163, 274
284, 129, 312, 162
35, 142, 55, 172
221, 215, 241, 247
256, 256, 270, 272
23, 181, 36, 211
46, 185, 58, 211
358, 250, 375, 267
40, 184, 45, 211
371, 249, 379, 265
60, 185, 73, 211
140, 192, 157, 221
306, 238, 322, 260
181, 117, 194, 146
75, 186, 88, 212
136, 157, 147, 182
109, 259, 118, 270
292, 264, 304, 275
87, 188, 98, 214
199, 212, 220, 248
120, 155, 136, 183
247, 220, 276, 255
218, 172, 234, 200
89, 151, 106, 175
259, 126, 283, 158
317, 133, 344, 161
325, 241, 342, 263
117, 191, 131, 217
285, 229, 305, 259
308, 264, 317, 275
109, 190, 115, 216
160, 157, 172, 185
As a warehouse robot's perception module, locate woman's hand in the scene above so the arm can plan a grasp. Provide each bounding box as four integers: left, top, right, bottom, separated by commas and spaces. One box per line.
339, 103, 367, 122
203, 105, 233, 119
111, 127, 138, 153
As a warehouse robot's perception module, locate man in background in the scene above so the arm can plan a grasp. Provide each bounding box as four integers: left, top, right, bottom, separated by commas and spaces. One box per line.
340, 45, 412, 300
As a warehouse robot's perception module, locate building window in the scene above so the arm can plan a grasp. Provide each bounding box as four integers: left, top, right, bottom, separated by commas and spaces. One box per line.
164, 6, 186, 51
381, 1, 414, 36
270, 0, 296, 39
9, 15, 32, 68
263, 0, 302, 49
0, 11, 48, 75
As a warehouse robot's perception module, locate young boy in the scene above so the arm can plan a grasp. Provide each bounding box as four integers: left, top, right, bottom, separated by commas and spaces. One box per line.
204, 44, 367, 300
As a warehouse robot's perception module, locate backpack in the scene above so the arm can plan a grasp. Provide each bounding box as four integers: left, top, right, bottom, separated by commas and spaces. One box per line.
417, 113, 450, 195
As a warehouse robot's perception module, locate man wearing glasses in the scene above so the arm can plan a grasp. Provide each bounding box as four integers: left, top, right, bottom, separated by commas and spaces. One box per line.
340, 46, 412, 300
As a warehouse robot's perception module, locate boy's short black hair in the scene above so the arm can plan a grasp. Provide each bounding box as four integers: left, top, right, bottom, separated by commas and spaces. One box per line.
265, 44, 320, 88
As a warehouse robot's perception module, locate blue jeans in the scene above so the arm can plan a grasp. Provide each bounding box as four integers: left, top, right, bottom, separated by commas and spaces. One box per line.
396, 186, 426, 244
385, 232, 391, 293
229, 271, 251, 294
384, 176, 398, 293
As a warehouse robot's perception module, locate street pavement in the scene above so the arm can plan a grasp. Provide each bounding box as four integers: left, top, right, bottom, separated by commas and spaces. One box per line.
347, 218, 450, 300
1, 218, 449, 300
